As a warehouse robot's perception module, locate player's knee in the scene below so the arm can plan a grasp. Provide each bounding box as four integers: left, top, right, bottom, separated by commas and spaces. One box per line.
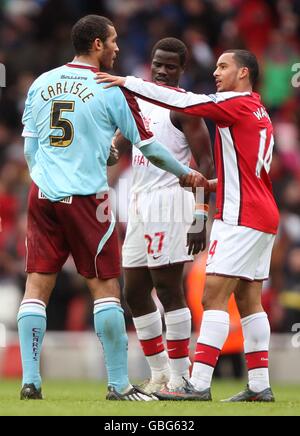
87, 277, 120, 300
25, 273, 56, 303
124, 284, 143, 310
156, 286, 185, 312
234, 291, 255, 316
156, 288, 171, 309
202, 280, 214, 309
234, 291, 246, 310
202, 288, 225, 311
202, 277, 233, 311
235, 292, 263, 318
125, 286, 156, 317
202, 293, 212, 311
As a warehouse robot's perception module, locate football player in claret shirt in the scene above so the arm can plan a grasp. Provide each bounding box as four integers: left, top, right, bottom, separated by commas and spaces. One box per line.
97, 49, 279, 402
19, 14, 203, 402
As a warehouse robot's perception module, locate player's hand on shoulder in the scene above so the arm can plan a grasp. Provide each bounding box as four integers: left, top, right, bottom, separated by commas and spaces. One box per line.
94, 72, 126, 89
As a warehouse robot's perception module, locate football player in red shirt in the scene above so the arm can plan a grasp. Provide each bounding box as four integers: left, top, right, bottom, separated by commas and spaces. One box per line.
96, 49, 279, 402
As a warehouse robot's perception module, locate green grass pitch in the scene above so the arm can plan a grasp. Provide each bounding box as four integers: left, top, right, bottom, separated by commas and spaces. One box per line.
0, 380, 299, 416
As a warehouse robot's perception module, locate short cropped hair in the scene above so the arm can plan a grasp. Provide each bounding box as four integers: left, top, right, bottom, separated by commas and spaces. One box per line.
71, 15, 114, 55
151, 38, 188, 67
224, 49, 259, 86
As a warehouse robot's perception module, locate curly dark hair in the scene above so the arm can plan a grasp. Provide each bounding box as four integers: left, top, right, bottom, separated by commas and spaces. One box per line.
71, 15, 114, 55
151, 38, 188, 67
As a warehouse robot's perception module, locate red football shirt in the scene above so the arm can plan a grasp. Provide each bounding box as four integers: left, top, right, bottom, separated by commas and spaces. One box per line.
125, 77, 279, 234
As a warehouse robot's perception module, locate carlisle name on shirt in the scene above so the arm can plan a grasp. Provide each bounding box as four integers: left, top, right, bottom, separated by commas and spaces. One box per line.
41, 80, 95, 103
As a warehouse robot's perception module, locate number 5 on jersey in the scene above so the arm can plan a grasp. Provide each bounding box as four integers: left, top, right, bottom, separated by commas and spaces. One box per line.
50, 101, 75, 147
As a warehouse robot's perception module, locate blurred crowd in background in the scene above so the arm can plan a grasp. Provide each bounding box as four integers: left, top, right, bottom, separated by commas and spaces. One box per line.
0, 0, 299, 335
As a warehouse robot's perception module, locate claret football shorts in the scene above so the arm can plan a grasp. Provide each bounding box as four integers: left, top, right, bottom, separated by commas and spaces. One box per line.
26, 183, 120, 279
206, 219, 276, 281
122, 185, 195, 269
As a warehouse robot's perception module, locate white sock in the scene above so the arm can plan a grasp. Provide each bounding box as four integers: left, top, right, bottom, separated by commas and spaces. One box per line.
242, 312, 271, 392
133, 309, 170, 383
165, 308, 191, 387
191, 310, 230, 391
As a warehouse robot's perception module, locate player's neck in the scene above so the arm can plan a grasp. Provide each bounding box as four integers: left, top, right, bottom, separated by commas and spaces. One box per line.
72, 55, 99, 69
153, 79, 179, 88
233, 82, 252, 93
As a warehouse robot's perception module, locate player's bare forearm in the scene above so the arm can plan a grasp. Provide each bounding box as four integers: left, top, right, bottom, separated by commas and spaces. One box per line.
107, 140, 119, 166
189, 121, 213, 203
113, 129, 132, 155
187, 119, 214, 178
208, 178, 218, 192
171, 112, 214, 202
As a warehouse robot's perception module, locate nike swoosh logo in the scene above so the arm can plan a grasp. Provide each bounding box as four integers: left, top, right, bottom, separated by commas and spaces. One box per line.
153, 255, 162, 260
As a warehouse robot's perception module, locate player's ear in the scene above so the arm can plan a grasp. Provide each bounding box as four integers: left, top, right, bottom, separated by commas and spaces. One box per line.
180, 65, 186, 76
94, 38, 104, 53
239, 66, 249, 81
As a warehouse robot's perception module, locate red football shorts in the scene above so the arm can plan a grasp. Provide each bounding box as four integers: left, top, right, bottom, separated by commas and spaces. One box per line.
26, 183, 121, 279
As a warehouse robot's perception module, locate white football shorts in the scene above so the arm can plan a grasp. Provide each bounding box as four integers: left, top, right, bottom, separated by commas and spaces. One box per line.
206, 219, 276, 281
122, 185, 195, 268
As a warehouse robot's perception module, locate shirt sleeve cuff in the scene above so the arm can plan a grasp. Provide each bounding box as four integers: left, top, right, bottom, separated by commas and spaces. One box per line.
124, 76, 142, 92
22, 129, 39, 138
133, 136, 155, 149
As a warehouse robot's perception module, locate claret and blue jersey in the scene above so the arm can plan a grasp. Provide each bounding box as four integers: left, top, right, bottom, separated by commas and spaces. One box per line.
22, 63, 154, 201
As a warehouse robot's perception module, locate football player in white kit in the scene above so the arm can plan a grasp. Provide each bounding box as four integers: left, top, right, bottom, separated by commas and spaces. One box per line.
112, 38, 214, 394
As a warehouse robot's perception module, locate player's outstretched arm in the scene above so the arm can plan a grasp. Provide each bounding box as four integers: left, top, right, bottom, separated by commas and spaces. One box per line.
103, 83, 208, 187
96, 72, 205, 109
95, 73, 126, 88
139, 139, 208, 188
96, 73, 245, 125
